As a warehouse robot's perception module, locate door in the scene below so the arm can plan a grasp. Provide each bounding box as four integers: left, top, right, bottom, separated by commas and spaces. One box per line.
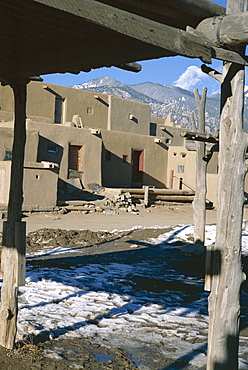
131, 149, 144, 187
68, 145, 83, 177
54, 96, 65, 123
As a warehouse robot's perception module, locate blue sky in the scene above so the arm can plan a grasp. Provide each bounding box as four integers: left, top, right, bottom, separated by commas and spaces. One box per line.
41, 0, 246, 95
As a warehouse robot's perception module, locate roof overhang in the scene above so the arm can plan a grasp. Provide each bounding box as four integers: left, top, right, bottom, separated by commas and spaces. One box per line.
0, 0, 226, 82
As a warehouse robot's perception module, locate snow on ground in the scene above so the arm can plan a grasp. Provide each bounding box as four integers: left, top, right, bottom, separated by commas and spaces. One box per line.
3, 224, 248, 369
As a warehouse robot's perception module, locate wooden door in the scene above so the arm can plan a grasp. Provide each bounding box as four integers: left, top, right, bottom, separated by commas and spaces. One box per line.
131, 149, 144, 187
69, 145, 83, 172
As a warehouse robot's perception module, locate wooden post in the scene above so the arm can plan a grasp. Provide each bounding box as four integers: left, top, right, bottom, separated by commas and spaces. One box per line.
143, 186, 149, 207
193, 87, 207, 245
0, 81, 27, 349
206, 0, 248, 368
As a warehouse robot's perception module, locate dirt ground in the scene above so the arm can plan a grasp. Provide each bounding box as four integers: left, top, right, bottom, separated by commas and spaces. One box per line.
1, 202, 248, 369
21, 203, 219, 233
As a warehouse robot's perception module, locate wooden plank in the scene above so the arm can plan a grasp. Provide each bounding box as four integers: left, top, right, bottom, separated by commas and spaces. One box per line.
33, 0, 212, 63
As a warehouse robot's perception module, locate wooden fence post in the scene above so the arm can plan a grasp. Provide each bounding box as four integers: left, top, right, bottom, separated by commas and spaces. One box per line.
0, 80, 27, 349
193, 87, 207, 245
206, 0, 248, 368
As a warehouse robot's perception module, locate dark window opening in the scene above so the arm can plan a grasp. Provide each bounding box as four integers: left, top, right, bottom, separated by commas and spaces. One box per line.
54, 96, 65, 123
4, 150, 12, 161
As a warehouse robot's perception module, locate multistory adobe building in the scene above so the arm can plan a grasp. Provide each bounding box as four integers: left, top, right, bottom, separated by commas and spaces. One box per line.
0, 81, 223, 208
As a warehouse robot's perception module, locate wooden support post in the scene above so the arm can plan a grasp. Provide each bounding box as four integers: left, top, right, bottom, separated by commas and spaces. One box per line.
206, 1, 248, 368
193, 87, 207, 245
0, 81, 27, 349
143, 186, 149, 207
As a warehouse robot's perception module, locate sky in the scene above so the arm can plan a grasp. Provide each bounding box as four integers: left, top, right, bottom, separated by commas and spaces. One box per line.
41, 0, 247, 96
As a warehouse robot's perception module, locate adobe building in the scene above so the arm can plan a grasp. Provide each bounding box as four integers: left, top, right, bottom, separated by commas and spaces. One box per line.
0, 80, 221, 208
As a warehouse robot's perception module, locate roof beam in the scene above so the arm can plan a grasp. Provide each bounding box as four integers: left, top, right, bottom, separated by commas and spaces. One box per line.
33, 0, 212, 63
196, 12, 248, 49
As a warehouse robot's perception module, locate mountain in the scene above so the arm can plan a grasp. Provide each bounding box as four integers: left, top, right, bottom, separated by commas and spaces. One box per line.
72, 77, 248, 133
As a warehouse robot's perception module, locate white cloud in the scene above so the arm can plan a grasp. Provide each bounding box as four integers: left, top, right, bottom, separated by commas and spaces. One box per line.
173, 66, 207, 91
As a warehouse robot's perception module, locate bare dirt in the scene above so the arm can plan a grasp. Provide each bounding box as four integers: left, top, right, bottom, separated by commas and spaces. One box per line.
1, 203, 247, 369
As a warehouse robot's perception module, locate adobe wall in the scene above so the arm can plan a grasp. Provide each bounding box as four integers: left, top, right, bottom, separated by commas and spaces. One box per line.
26, 121, 102, 189
0, 82, 109, 129
0, 161, 11, 205
0, 160, 58, 207
151, 116, 187, 146
167, 145, 196, 192
109, 95, 150, 135
0, 122, 39, 163
23, 164, 58, 207
101, 130, 168, 188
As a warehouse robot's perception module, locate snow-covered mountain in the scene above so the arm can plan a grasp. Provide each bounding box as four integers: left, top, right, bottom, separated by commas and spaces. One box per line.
72, 77, 248, 133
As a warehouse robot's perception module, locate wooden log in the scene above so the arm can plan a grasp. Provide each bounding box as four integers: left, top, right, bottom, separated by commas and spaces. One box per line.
206, 1, 248, 368
131, 194, 194, 202
181, 131, 219, 143
0, 81, 27, 349
193, 87, 207, 246
187, 25, 248, 66
120, 188, 195, 195
196, 12, 248, 49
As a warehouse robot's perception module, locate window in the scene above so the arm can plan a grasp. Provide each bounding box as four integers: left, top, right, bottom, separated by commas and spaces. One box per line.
47, 146, 58, 154
105, 150, 111, 161
177, 165, 184, 174
122, 155, 128, 163
4, 150, 12, 161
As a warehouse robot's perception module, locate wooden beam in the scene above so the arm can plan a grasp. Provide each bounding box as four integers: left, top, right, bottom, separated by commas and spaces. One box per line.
33, 0, 212, 63
98, 0, 225, 30
197, 12, 248, 49
181, 131, 219, 143
187, 26, 248, 66
201, 64, 223, 82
